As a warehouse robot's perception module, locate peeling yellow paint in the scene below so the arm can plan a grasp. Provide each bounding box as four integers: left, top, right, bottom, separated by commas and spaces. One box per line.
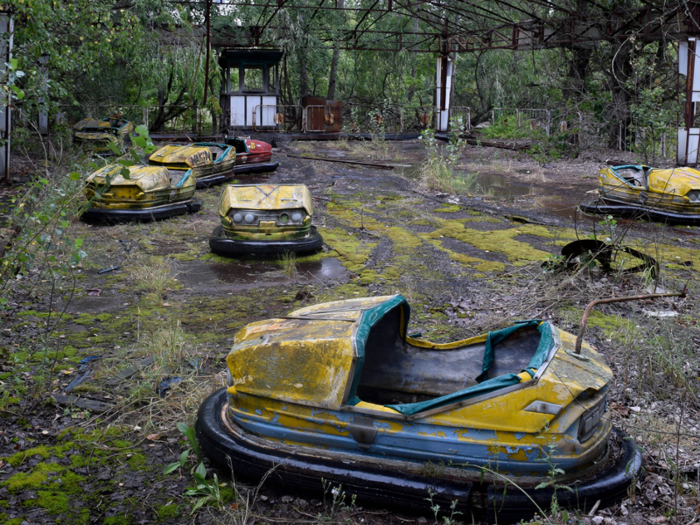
600, 165, 700, 212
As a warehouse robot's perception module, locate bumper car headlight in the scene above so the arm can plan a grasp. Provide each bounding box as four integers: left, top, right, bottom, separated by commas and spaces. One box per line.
232, 212, 243, 223
578, 395, 607, 443
278, 209, 306, 225
687, 190, 700, 203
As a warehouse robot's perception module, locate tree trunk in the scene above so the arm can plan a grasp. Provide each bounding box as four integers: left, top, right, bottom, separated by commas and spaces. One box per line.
607, 41, 634, 149
150, 63, 189, 132
327, 48, 340, 100
405, 17, 419, 104
283, 54, 293, 106
327, 0, 344, 101
565, 0, 591, 100
209, 75, 217, 134
299, 49, 309, 98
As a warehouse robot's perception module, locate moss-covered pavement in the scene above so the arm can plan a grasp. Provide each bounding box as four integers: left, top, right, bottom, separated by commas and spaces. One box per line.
1, 139, 699, 524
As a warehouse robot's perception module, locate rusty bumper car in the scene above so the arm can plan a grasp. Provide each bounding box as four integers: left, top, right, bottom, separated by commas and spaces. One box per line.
82, 164, 201, 222
197, 295, 642, 523
209, 184, 323, 256
580, 164, 700, 225
73, 117, 134, 155
149, 138, 278, 190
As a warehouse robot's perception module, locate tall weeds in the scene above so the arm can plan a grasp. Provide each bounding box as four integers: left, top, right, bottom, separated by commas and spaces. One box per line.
419, 118, 469, 194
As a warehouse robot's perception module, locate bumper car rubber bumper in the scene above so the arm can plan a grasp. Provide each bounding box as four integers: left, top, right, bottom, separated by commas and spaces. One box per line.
196, 388, 643, 524
580, 200, 700, 226
81, 198, 202, 222
233, 161, 279, 175
195, 162, 280, 189
209, 224, 323, 256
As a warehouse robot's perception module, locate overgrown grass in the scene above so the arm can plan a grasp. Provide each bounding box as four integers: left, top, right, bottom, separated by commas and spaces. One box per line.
420, 155, 479, 195
128, 256, 176, 295
146, 319, 193, 373
279, 251, 298, 280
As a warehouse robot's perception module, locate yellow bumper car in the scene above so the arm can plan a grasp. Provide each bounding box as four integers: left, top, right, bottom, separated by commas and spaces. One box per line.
148, 140, 278, 189
82, 164, 201, 221
197, 295, 642, 523
581, 164, 700, 225
73, 116, 134, 155
209, 184, 323, 256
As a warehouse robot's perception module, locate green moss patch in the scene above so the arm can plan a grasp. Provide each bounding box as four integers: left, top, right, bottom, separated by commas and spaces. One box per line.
433, 203, 461, 213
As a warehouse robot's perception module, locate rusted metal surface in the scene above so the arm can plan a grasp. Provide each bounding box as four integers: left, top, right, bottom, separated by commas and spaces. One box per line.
302, 96, 342, 133
574, 291, 687, 354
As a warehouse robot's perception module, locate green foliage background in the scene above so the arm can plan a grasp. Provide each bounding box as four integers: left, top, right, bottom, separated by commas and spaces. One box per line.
0, 0, 682, 141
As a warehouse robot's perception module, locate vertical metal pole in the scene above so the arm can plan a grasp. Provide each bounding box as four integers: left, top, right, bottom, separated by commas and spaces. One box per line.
38, 54, 49, 135
0, 10, 13, 183
684, 39, 696, 164
436, 54, 449, 131
202, 0, 211, 106
662, 133, 666, 157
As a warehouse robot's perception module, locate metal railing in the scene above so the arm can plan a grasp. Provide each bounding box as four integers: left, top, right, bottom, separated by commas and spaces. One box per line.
609, 120, 676, 160
402, 105, 436, 131
252, 104, 304, 132
14, 101, 682, 162
304, 105, 330, 132
449, 106, 472, 132
22, 104, 218, 135
342, 104, 403, 134
491, 108, 551, 136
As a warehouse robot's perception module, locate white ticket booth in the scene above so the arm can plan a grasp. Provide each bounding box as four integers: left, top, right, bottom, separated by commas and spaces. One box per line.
219, 49, 283, 131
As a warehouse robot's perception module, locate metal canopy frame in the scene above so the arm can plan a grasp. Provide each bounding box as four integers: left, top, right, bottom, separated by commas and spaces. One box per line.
183, 0, 700, 54
197, 0, 700, 144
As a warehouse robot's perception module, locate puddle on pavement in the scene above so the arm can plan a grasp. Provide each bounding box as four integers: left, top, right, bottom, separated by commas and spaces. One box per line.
176, 257, 348, 289
394, 164, 586, 220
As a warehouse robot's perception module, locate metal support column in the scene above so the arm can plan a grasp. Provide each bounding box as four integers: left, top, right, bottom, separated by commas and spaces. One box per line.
38, 54, 49, 135
0, 9, 13, 183
436, 54, 453, 132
